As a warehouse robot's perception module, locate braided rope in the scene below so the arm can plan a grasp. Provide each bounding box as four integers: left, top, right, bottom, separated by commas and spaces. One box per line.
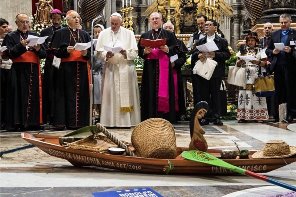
96, 123, 135, 156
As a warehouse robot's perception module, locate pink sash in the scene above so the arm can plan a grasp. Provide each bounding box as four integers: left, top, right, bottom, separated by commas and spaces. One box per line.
147, 49, 178, 112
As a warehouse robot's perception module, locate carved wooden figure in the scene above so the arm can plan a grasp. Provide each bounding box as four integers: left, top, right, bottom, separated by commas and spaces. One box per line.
189, 101, 209, 152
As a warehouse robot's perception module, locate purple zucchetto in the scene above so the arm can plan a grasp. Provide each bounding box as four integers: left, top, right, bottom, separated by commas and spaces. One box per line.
50, 9, 62, 15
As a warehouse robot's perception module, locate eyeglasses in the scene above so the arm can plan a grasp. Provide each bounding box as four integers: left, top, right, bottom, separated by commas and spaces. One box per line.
17, 20, 30, 24
264, 27, 272, 29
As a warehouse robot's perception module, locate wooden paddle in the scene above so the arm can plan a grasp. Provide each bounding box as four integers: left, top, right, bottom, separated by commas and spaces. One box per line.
182, 150, 296, 191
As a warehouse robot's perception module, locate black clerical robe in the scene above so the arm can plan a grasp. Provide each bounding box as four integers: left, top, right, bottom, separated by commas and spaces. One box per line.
138, 28, 177, 123
2, 30, 46, 130
40, 25, 61, 124
51, 27, 91, 129
174, 38, 188, 120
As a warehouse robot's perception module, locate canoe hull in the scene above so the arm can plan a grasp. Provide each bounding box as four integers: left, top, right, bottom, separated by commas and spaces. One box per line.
21, 133, 296, 175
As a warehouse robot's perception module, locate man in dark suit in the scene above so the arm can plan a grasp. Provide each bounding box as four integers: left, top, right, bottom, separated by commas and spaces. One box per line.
266, 14, 296, 123
191, 19, 231, 125
190, 14, 207, 106
259, 22, 276, 121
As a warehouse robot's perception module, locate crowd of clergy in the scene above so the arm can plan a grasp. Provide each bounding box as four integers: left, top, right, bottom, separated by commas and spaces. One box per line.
0, 9, 295, 131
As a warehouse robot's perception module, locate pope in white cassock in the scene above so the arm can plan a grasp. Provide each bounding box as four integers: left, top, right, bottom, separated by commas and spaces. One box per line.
95, 12, 141, 127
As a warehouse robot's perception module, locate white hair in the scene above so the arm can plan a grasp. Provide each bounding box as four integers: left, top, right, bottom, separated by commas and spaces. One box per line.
163, 21, 174, 30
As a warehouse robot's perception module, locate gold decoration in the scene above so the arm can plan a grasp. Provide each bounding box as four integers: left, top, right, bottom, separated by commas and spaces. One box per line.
121, 6, 134, 31
36, 0, 53, 24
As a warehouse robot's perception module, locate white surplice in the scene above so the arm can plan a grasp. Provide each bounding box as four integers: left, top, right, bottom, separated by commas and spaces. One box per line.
96, 26, 140, 127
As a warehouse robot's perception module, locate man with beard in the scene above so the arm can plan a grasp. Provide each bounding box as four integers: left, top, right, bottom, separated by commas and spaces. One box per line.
51, 10, 91, 129
2, 13, 46, 131
40, 9, 63, 125
138, 12, 177, 123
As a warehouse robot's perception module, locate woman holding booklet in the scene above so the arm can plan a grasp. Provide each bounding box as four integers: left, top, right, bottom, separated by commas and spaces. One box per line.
235, 32, 269, 122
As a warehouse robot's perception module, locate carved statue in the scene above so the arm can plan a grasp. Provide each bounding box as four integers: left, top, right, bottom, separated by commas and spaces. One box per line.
189, 101, 209, 152
36, 0, 53, 24
157, 0, 167, 21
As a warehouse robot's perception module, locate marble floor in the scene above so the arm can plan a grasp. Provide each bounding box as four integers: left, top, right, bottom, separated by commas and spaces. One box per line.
0, 120, 295, 197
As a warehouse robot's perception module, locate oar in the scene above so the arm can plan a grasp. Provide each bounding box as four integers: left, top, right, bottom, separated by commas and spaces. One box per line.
182, 150, 296, 191
0, 144, 35, 157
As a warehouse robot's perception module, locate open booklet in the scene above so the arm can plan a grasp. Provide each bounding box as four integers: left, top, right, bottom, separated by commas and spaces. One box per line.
27, 35, 48, 47
74, 42, 92, 51
140, 39, 166, 48
103, 45, 123, 53
274, 43, 285, 50
196, 41, 219, 52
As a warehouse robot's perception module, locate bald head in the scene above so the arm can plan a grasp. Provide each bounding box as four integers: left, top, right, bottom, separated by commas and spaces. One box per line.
149, 12, 163, 30
263, 22, 273, 37
15, 13, 30, 33
163, 21, 174, 32
66, 10, 81, 29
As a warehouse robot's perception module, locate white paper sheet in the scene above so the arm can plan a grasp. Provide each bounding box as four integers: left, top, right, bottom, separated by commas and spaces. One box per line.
0, 46, 7, 52
27, 35, 48, 46
196, 41, 219, 52
103, 45, 123, 53
290, 40, 296, 46
170, 54, 178, 63
238, 55, 258, 62
74, 42, 92, 51
52, 56, 61, 69
274, 43, 285, 50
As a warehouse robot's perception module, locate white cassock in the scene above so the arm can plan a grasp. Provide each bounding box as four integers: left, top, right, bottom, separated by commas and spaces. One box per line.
96, 26, 141, 127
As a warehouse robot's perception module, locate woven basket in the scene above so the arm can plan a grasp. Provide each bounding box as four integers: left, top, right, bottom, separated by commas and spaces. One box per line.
131, 118, 177, 159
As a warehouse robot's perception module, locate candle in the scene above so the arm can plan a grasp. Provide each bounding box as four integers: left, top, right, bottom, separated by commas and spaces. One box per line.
126, 0, 127, 7
122, 0, 124, 7
130, 0, 131, 6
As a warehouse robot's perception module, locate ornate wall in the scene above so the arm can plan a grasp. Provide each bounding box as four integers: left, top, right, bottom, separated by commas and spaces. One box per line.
0, 0, 32, 29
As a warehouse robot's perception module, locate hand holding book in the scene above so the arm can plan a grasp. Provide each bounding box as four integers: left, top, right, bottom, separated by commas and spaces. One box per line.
140, 38, 166, 48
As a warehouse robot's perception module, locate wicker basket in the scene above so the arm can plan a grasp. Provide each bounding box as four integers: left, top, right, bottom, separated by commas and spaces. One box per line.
131, 118, 177, 159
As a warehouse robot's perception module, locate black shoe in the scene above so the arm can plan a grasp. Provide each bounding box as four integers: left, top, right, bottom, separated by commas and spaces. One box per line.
213, 119, 223, 126
199, 119, 209, 126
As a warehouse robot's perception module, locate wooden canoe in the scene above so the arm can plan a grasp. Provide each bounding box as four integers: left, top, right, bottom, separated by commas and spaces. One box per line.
21, 132, 296, 175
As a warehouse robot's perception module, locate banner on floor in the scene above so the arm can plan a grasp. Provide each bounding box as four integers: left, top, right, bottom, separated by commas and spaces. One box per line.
93, 187, 163, 197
